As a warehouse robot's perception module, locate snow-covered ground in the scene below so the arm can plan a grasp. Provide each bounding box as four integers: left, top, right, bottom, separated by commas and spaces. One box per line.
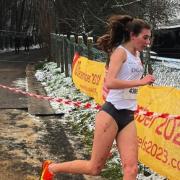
0, 44, 40, 54
35, 62, 170, 180
152, 62, 180, 88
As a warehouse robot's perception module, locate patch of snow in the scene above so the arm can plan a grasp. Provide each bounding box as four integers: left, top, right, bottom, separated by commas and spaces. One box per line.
12, 78, 26, 89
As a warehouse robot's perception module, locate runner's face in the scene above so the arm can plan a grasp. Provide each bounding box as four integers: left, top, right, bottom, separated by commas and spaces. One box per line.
132, 28, 151, 51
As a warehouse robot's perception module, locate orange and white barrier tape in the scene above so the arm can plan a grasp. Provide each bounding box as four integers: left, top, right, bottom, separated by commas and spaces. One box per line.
135, 106, 180, 120
0, 83, 180, 119
0, 83, 101, 110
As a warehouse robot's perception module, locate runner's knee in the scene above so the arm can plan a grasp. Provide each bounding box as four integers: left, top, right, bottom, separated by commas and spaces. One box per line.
89, 163, 104, 176
122, 163, 138, 177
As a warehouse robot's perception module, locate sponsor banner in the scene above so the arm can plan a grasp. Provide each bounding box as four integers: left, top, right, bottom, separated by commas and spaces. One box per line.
72, 54, 105, 105
72, 54, 180, 179
136, 86, 180, 180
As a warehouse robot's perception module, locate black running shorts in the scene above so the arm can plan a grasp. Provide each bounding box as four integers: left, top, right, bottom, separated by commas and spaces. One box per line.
101, 101, 134, 132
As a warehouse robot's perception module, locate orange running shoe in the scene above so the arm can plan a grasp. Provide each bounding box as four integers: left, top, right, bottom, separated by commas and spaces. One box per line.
40, 160, 54, 180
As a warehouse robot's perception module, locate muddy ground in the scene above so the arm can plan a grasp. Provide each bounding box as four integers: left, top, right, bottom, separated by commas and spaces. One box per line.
0, 49, 104, 180
0, 109, 96, 180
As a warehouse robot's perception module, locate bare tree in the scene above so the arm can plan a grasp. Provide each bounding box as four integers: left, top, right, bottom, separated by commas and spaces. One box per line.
0, 0, 179, 39
51, 0, 179, 36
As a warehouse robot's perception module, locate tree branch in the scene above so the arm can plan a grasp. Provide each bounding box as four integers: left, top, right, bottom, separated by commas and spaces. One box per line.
112, 0, 141, 8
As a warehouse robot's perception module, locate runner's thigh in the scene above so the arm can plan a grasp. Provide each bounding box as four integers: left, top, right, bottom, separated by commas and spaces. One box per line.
116, 121, 138, 166
91, 111, 118, 165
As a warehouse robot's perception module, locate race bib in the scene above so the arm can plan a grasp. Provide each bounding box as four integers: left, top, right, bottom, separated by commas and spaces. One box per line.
122, 88, 138, 99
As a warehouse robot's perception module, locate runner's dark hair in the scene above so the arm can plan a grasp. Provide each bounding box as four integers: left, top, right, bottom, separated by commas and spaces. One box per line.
96, 15, 151, 66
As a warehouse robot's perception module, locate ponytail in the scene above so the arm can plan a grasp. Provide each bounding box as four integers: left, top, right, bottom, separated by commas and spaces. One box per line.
97, 14, 151, 62
96, 34, 111, 53
97, 15, 133, 54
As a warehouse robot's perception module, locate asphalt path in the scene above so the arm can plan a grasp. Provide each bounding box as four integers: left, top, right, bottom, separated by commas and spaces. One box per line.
0, 49, 47, 108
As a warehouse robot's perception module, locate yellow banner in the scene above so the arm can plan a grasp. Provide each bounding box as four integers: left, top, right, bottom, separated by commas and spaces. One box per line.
72, 55, 180, 179
136, 86, 180, 180
72, 55, 105, 104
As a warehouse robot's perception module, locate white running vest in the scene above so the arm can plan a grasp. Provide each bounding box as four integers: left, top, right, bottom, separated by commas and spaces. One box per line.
106, 45, 144, 111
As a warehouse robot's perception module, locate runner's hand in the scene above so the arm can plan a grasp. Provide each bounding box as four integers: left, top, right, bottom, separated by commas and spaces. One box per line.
140, 74, 155, 85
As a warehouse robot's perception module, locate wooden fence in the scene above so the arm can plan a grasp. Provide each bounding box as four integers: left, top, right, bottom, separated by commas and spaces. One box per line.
50, 33, 108, 77
50, 33, 153, 77
0, 30, 152, 76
